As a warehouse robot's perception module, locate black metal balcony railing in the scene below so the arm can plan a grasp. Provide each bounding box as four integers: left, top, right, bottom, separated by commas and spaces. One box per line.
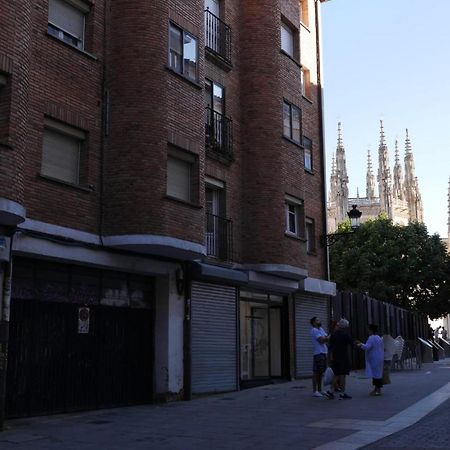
206, 213, 233, 261
205, 107, 233, 156
204, 9, 232, 65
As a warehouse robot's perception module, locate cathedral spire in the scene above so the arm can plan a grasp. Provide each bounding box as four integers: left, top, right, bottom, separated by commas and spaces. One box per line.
366, 148, 376, 200
333, 122, 349, 225
393, 138, 404, 200
377, 120, 393, 218
405, 128, 412, 154
403, 129, 423, 222
379, 119, 386, 146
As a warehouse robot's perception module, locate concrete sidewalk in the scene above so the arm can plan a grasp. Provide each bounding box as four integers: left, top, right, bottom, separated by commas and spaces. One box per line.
1, 359, 450, 450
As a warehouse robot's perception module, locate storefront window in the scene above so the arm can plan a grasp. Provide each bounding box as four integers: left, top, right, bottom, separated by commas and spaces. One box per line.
240, 292, 285, 382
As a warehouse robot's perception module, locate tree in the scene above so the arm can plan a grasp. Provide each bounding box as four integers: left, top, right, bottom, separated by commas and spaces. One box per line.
329, 217, 450, 318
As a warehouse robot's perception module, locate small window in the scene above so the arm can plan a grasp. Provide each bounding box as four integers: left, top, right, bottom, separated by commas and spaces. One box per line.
281, 22, 294, 58
47, 0, 89, 50
303, 136, 313, 172
285, 195, 304, 237
283, 101, 301, 144
301, 67, 311, 99
169, 23, 198, 82
166, 148, 196, 202
300, 0, 309, 27
41, 119, 85, 185
306, 218, 316, 253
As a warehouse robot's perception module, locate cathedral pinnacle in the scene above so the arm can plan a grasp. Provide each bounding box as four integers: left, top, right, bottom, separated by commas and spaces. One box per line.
379, 120, 386, 147
405, 128, 412, 154
337, 122, 344, 149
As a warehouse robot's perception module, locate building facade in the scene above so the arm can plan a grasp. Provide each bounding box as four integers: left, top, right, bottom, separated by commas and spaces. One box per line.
0, 0, 333, 418
328, 121, 424, 232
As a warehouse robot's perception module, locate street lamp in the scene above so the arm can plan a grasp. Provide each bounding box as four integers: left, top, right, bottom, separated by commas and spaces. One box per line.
348, 204, 362, 230
321, 204, 362, 247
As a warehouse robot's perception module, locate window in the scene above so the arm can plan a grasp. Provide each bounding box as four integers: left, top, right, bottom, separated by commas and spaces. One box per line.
47, 0, 89, 50
41, 118, 85, 184
303, 136, 313, 172
280, 22, 294, 58
301, 67, 311, 99
285, 195, 304, 237
166, 148, 196, 202
205, 79, 225, 114
205, 177, 229, 259
283, 101, 301, 144
169, 23, 198, 82
300, 0, 309, 27
306, 218, 316, 253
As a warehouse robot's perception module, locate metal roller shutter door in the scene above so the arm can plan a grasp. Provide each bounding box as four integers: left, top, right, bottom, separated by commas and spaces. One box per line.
191, 282, 237, 394
295, 295, 329, 377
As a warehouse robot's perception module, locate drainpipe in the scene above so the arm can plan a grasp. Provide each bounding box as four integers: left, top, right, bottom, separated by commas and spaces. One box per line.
183, 262, 192, 400
0, 230, 15, 431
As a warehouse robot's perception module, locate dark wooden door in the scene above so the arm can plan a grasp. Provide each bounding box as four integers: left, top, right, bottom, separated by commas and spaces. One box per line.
6, 299, 153, 418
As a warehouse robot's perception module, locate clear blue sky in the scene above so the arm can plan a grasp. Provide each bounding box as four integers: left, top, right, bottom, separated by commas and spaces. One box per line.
321, 0, 450, 238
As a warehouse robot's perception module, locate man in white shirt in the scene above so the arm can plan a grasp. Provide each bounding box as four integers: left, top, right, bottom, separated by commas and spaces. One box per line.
310, 316, 330, 398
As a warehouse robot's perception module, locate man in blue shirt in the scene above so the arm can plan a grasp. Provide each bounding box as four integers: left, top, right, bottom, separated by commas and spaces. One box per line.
310, 316, 330, 398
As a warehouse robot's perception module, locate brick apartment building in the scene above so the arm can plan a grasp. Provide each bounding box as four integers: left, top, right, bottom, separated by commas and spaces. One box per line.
0, 0, 334, 418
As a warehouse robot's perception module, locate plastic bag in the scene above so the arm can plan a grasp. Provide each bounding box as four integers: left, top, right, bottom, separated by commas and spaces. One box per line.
323, 367, 334, 386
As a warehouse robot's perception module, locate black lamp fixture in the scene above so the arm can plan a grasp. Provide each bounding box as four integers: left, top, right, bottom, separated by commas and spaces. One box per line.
321, 204, 362, 247
347, 204, 362, 230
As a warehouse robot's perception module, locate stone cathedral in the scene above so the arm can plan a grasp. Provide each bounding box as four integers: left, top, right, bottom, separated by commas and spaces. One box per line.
327, 121, 424, 233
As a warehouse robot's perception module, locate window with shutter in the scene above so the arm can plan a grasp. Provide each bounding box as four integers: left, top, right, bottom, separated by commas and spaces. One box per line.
167, 157, 191, 201
280, 23, 294, 57
41, 119, 85, 185
48, 0, 89, 49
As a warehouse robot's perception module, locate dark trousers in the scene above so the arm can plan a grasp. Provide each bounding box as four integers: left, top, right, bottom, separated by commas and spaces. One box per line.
372, 378, 383, 388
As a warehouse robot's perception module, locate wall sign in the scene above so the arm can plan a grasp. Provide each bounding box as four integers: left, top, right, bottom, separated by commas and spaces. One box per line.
78, 307, 90, 334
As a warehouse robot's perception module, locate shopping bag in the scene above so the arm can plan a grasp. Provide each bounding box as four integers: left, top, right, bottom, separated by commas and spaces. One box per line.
323, 367, 334, 386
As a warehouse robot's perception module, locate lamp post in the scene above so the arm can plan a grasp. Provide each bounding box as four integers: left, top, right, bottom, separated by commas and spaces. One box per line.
322, 205, 362, 247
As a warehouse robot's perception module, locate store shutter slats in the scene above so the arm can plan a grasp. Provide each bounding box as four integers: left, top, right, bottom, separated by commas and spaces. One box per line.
295, 295, 329, 377
191, 282, 237, 394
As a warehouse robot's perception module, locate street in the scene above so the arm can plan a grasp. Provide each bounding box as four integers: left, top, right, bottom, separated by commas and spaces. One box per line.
0, 359, 450, 450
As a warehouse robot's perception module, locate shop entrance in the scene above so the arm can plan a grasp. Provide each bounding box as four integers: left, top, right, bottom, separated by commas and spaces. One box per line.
240, 292, 288, 386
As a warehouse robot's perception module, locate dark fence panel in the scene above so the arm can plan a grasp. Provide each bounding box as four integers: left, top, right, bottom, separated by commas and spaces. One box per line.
331, 291, 428, 370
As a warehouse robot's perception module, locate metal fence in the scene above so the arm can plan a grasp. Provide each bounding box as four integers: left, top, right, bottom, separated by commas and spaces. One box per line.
331, 292, 428, 371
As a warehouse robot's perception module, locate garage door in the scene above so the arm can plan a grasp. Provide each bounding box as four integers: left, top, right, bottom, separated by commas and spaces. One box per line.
6, 258, 153, 418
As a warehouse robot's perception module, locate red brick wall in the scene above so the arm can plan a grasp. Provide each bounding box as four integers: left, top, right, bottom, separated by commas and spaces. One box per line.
1, 0, 327, 279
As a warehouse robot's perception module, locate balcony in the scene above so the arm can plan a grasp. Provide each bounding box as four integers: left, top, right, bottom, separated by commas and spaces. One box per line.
206, 213, 233, 261
205, 107, 233, 158
204, 9, 232, 66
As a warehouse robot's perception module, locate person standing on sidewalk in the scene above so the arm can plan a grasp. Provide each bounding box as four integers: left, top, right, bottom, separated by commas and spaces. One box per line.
328, 318, 353, 399
356, 324, 384, 396
310, 316, 330, 398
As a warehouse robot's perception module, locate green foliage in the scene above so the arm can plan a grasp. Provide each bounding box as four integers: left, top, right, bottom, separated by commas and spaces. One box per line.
329, 217, 450, 318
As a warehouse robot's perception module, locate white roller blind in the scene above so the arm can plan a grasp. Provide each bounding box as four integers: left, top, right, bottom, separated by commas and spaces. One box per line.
167, 157, 191, 202
281, 23, 293, 57
42, 129, 80, 184
48, 0, 85, 39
